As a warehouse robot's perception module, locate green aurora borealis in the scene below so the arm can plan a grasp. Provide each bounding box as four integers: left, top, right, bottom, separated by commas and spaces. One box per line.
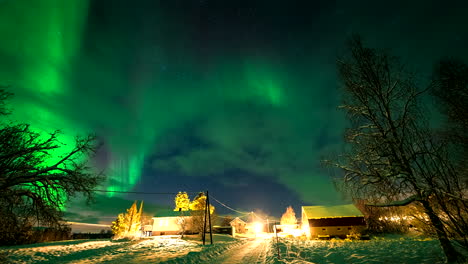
1, 0, 467, 220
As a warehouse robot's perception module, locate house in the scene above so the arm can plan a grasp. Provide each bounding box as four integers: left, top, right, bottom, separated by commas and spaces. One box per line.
229, 217, 247, 234
143, 225, 153, 236
152, 211, 193, 236
301, 204, 365, 239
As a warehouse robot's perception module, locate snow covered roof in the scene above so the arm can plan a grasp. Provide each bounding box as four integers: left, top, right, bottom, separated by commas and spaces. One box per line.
230, 217, 246, 225
153, 210, 192, 218
302, 204, 363, 219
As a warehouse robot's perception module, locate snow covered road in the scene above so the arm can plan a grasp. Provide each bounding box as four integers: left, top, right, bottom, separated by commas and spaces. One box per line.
208, 237, 269, 264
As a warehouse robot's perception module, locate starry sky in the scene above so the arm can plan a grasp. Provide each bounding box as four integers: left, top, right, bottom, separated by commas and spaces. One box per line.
0, 0, 467, 223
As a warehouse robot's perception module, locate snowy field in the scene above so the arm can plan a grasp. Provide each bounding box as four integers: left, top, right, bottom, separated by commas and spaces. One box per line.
266, 236, 447, 264
0, 234, 450, 263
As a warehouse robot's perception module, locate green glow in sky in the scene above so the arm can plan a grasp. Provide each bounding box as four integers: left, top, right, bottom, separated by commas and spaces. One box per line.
244, 59, 285, 106
106, 154, 145, 197
0, 0, 88, 94
0, 0, 91, 210
0, 0, 350, 209
3, 0, 466, 218
0, 0, 90, 158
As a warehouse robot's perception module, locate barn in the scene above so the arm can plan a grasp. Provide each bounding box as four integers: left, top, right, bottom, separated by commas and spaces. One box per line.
301, 204, 365, 239
152, 211, 193, 236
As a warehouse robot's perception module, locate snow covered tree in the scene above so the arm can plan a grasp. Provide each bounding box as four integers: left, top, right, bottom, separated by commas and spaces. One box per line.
173, 192, 191, 237
111, 201, 143, 239
328, 35, 466, 262
190, 193, 214, 213
280, 206, 297, 225
111, 213, 127, 237
174, 191, 190, 211
125, 200, 143, 236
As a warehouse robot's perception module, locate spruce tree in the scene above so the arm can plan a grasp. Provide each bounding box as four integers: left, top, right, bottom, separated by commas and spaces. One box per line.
280, 206, 297, 225
111, 201, 143, 239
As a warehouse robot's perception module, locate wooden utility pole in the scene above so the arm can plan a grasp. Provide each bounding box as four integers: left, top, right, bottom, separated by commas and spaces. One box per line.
202, 191, 213, 245
206, 191, 213, 245
275, 222, 281, 259
202, 194, 207, 245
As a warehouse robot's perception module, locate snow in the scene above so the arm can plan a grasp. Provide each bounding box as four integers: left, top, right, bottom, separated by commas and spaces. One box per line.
0, 235, 243, 264
0, 234, 449, 263
265, 236, 446, 264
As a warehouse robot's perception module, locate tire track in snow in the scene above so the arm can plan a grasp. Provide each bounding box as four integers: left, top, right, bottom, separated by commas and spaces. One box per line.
210, 238, 269, 264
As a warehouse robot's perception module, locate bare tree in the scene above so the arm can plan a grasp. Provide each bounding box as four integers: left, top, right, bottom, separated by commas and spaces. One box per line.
328, 35, 466, 262
431, 59, 468, 249
432, 59, 468, 168
0, 89, 104, 245
190, 192, 215, 235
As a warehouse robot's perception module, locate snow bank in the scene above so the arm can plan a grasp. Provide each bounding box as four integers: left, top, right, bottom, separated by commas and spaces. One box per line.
265, 236, 446, 264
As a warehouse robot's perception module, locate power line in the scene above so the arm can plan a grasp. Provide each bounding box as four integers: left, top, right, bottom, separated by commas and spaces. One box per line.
92, 189, 201, 195
252, 211, 267, 222
209, 195, 250, 215
93, 189, 253, 217
236, 212, 254, 220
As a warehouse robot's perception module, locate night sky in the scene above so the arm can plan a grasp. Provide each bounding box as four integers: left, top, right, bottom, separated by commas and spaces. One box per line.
1, 0, 467, 223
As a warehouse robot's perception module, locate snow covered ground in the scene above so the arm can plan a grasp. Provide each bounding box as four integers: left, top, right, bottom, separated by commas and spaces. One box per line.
265, 236, 447, 264
0, 234, 449, 263
0, 234, 243, 264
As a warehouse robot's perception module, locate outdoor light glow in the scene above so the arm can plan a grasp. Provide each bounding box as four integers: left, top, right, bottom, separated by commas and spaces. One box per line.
253, 222, 263, 234
290, 228, 304, 237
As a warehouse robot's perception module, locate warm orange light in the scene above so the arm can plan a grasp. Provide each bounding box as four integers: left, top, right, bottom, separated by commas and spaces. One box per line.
253, 222, 263, 233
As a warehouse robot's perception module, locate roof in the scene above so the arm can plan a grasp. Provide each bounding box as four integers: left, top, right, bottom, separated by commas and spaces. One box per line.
153, 210, 192, 218
230, 217, 246, 224
309, 216, 365, 227
302, 204, 363, 219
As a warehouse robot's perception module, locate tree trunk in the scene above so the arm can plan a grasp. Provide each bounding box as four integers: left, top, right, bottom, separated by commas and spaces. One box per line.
421, 200, 465, 263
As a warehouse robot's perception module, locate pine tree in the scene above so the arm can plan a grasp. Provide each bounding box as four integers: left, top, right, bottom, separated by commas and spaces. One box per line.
280, 206, 297, 225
